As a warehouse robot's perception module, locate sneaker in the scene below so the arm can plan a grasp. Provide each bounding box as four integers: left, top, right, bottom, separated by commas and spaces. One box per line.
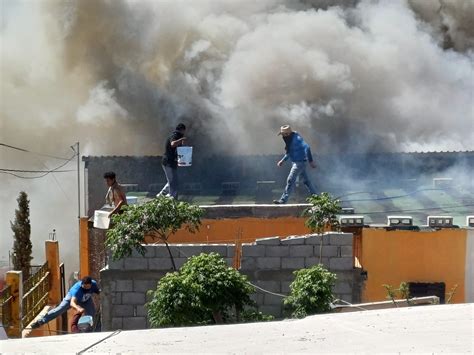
30, 321, 42, 329
273, 200, 285, 204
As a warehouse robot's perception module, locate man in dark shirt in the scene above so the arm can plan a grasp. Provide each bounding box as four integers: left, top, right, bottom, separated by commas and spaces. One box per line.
157, 123, 187, 199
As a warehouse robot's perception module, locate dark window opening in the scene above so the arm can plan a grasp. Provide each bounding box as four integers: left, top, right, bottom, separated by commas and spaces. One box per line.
408, 282, 446, 304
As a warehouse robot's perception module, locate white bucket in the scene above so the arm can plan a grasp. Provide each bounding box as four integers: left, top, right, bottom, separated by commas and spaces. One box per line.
177, 146, 193, 167
94, 210, 110, 229
126, 196, 138, 205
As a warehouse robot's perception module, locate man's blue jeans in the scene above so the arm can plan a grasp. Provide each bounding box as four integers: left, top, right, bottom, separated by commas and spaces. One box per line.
158, 165, 178, 199
38, 298, 95, 325
279, 161, 316, 203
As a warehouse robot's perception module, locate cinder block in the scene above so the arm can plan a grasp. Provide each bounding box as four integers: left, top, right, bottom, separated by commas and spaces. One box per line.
281, 257, 305, 269
108, 280, 117, 292
116, 280, 133, 292
333, 281, 352, 294
281, 236, 305, 245
225, 258, 234, 266
174, 258, 188, 269
255, 237, 281, 245
264, 293, 284, 306
242, 244, 265, 257
148, 257, 174, 270
339, 294, 353, 303
122, 317, 147, 330
305, 234, 330, 245
281, 281, 292, 294
254, 281, 281, 293
340, 246, 353, 257
227, 246, 235, 258
202, 245, 228, 256
240, 257, 257, 270
124, 258, 148, 271
329, 257, 353, 271
265, 246, 289, 257
112, 305, 134, 317
250, 293, 265, 305
131, 247, 150, 258
320, 246, 339, 258
122, 292, 146, 305
108, 258, 124, 270
134, 280, 157, 293
111, 317, 123, 330
135, 305, 147, 317
328, 233, 353, 246
256, 257, 281, 269
112, 292, 122, 305
289, 245, 314, 257
305, 257, 330, 268
155, 246, 179, 258
179, 245, 203, 258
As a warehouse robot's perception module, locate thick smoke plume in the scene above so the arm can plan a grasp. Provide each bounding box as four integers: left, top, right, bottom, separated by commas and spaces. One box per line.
1, 0, 473, 271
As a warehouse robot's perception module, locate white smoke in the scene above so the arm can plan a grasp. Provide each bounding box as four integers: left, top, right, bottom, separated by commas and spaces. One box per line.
1, 0, 473, 273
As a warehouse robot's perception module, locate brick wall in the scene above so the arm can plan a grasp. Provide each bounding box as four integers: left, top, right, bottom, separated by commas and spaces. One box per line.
100, 233, 362, 330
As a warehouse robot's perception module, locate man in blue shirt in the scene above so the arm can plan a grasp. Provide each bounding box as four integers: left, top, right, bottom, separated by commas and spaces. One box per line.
274, 125, 317, 204
30, 276, 100, 329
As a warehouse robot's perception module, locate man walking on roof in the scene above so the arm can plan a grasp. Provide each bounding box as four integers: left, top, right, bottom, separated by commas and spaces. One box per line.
274, 125, 317, 204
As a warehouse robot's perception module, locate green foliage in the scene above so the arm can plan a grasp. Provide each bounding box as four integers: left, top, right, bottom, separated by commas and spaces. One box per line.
284, 264, 337, 318
304, 192, 342, 234
106, 197, 203, 261
147, 253, 255, 327
383, 282, 411, 306
240, 309, 275, 322
11, 191, 32, 279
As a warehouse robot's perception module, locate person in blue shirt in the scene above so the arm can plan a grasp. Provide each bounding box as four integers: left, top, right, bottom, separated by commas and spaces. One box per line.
31, 276, 100, 329
274, 125, 317, 204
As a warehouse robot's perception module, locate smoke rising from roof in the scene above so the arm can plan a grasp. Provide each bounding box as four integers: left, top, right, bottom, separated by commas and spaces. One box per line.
0, 0, 472, 270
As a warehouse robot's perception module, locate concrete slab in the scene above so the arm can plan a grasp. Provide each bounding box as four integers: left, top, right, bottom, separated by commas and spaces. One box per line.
1, 304, 473, 353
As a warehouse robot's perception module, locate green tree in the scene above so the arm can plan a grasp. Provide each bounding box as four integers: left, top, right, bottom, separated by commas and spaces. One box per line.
106, 197, 203, 270
11, 191, 33, 279
304, 192, 342, 263
147, 253, 255, 327
284, 264, 337, 318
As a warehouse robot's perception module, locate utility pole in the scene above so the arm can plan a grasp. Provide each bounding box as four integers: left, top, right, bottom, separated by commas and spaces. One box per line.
71, 142, 80, 220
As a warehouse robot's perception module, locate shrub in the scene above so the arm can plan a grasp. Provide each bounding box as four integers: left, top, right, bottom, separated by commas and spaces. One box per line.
284, 264, 337, 318
106, 197, 203, 269
147, 253, 255, 327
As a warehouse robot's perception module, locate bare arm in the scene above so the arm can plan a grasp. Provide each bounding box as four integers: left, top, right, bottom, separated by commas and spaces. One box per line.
170, 137, 186, 148
109, 189, 127, 216
70, 297, 85, 313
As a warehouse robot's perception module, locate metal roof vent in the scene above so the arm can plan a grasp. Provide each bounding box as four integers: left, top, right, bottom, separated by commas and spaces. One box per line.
427, 216, 453, 228
467, 216, 474, 227
340, 215, 364, 227
388, 216, 413, 226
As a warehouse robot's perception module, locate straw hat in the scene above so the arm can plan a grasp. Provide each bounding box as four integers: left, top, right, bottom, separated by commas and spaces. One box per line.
278, 125, 293, 135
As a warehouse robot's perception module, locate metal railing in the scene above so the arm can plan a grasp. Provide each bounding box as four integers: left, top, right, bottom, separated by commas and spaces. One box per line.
21, 262, 50, 328
0, 285, 13, 327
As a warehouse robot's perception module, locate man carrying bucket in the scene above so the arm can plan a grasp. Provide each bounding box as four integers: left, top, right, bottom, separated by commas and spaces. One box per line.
104, 171, 127, 216
157, 123, 187, 199
274, 125, 317, 204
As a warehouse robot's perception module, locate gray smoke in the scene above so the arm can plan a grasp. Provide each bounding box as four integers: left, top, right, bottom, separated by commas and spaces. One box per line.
1, 0, 473, 272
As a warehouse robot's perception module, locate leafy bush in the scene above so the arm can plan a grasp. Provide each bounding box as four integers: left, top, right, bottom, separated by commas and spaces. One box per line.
106, 197, 203, 266
304, 192, 341, 263
147, 253, 255, 327
284, 264, 337, 318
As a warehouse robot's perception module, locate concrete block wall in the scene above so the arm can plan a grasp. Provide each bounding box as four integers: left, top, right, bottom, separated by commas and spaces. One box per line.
240, 233, 357, 318
100, 233, 360, 330
100, 244, 234, 331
